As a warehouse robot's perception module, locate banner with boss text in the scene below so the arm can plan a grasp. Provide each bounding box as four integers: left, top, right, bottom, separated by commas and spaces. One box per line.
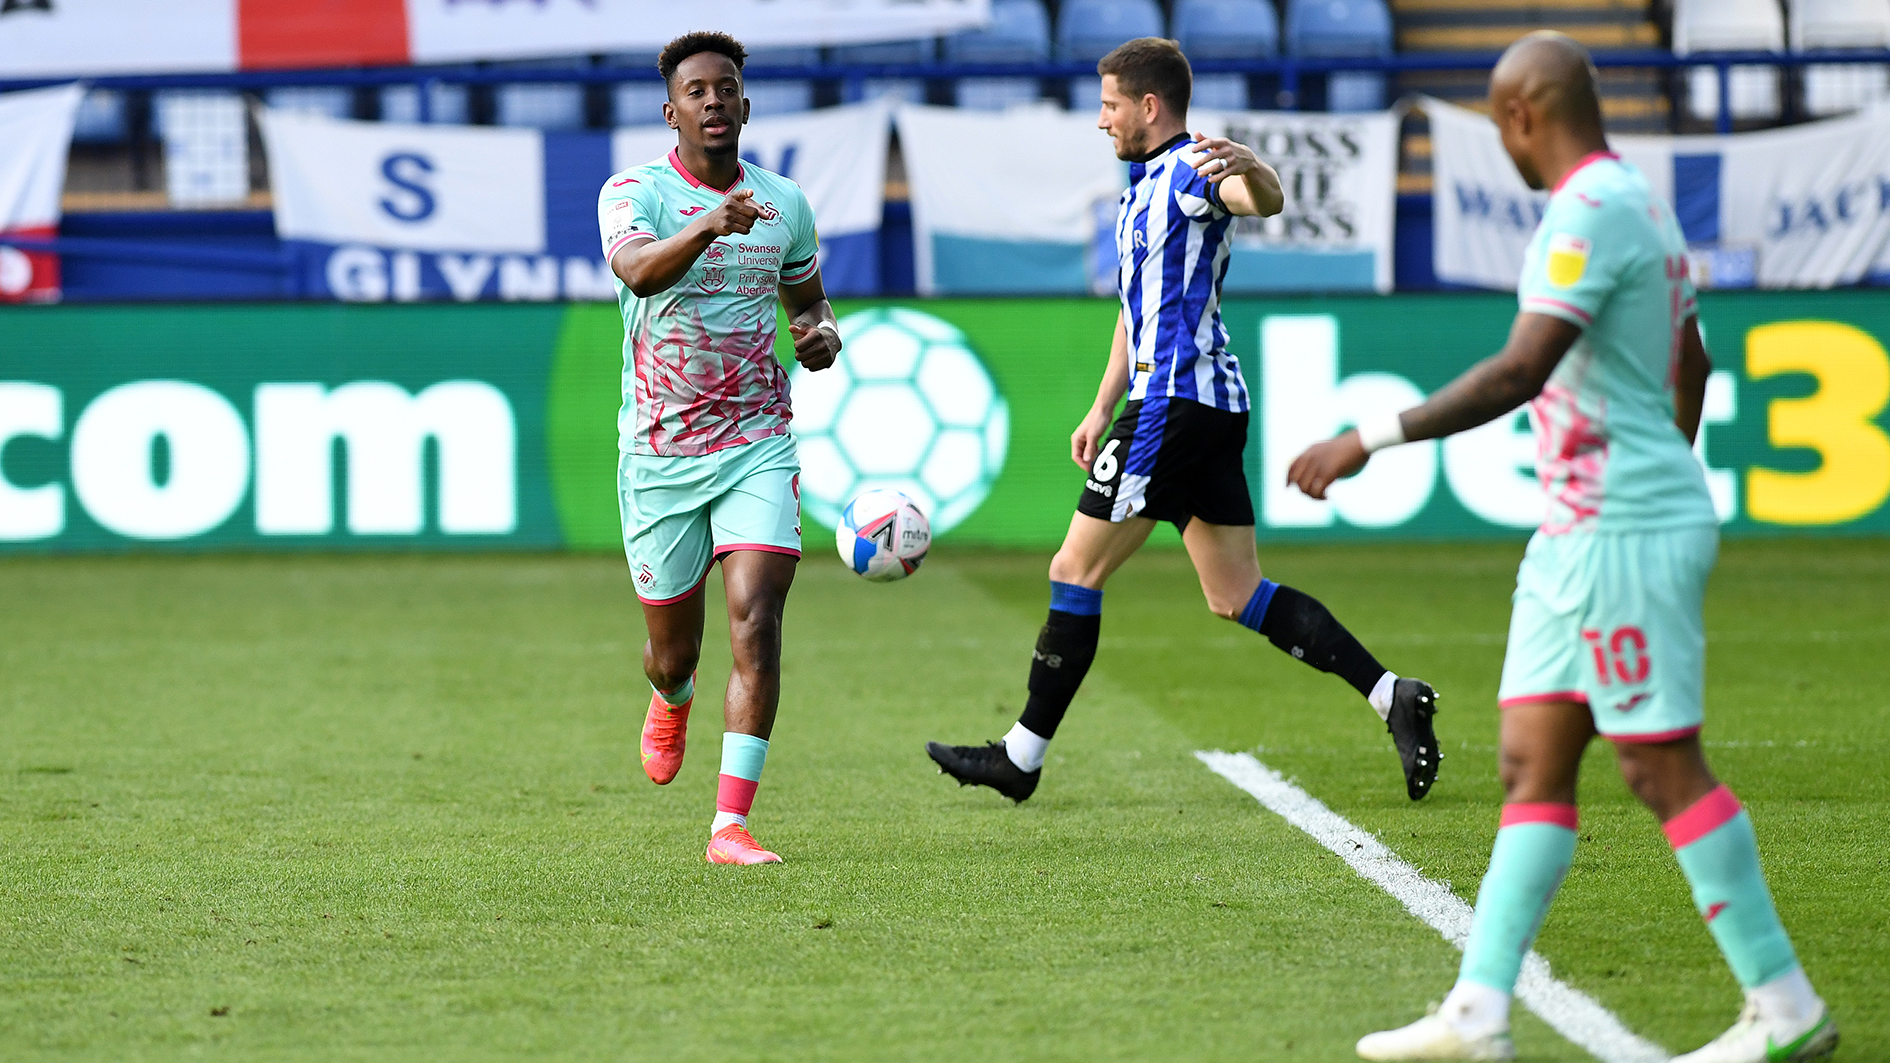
1428, 96, 1890, 291
897, 104, 1397, 296
3, 292, 1889, 553
261, 102, 888, 304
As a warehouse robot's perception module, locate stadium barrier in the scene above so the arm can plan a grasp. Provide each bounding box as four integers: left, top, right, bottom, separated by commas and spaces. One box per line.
3, 291, 1888, 555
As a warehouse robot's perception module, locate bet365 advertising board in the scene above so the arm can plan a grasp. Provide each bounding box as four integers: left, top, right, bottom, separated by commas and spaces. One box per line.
3, 291, 1889, 554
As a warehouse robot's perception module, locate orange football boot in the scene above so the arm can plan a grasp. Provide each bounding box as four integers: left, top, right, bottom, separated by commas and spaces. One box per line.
640, 681, 693, 785
705, 823, 781, 865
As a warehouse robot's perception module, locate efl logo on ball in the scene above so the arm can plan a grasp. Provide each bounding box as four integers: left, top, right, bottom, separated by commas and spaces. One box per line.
789, 308, 1010, 537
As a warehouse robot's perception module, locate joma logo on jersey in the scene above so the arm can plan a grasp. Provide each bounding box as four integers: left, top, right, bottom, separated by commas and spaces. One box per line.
679, 206, 706, 217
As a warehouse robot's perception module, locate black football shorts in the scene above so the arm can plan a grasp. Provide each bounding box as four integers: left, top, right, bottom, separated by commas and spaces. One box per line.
1075, 397, 1254, 529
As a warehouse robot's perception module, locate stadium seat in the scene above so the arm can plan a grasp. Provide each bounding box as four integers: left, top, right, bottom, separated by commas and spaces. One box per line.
947, 0, 1053, 109
1174, 0, 1280, 111
743, 46, 819, 117
265, 86, 354, 121
834, 38, 933, 105
1792, 0, 1890, 115
1674, 0, 1785, 122
1059, 0, 1165, 109
153, 90, 250, 207
70, 88, 128, 144
605, 53, 669, 128
379, 80, 470, 124
494, 57, 590, 130
1284, 0, 1392, 111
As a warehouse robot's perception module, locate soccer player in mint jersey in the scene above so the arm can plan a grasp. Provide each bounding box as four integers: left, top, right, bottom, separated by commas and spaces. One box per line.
926, 38, 1444, 805
599, 31, 842, 866
1290, 34, 1836, 1063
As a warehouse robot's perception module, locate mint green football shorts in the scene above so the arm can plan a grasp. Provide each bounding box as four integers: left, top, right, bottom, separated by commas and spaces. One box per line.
1497, 524, 1718, 742
618, 432, 802, 605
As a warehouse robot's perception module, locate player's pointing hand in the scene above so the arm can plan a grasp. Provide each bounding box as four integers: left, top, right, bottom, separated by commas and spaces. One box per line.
1286, 431, 1369, 500
705, 188, 762, 236
1188, 133, 1263, 185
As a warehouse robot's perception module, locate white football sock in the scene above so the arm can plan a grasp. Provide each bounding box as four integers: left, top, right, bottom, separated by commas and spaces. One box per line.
711, 811, 746, 833
1003, 722, 1049, 772
1368, 671, 1398, 722
1439, 980, 1512, 1039
1749, 966, 1821, 1023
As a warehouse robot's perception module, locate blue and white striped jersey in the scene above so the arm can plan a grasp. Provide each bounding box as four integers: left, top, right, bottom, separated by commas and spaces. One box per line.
1115, 133, 1248, 414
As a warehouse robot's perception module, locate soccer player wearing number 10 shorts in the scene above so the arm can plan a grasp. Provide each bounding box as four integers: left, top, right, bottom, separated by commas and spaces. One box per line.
926, 38, 1444, 805
1290, 34, 1835, 1063
599, 32, 842, 866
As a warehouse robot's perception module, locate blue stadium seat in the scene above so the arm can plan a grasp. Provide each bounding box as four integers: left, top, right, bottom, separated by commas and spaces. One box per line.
265, 86, 354, 121
70, 89, 129, 144
379, 80, 470, 124
946, 0, 1052, 109
834, 38, 933, 105
1284, 0, 1391, 111
744, 46, 819, 117
1059, 0, 1166, 109
1174, 0, 1279, 110
494, 57, 590, 130
605, 53, 668, 128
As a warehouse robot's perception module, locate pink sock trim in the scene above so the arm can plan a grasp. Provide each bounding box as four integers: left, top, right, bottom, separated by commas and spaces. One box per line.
716, 774, 759, 816
1663, 784, 1742, 849
1500, 802, 1579, 831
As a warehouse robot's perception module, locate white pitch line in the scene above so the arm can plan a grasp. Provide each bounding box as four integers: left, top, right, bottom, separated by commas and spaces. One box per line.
1196, 750, 1669, 1063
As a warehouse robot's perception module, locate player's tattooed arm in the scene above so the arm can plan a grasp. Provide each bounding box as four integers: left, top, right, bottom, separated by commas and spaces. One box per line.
1673, 315, 1711, 445
1188, 133, 1284, 217
1285, 312, 1581, 499
780, 272, 840, 372
1072, 311, 1132, 469
610, 188, 763, 297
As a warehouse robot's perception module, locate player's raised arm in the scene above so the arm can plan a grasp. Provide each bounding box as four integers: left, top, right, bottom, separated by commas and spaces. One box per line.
1285, 311, 1581, 500
780, 271, 839, 373
1188, 133, 1284, 217
1071, 311, 1131, 469
610, 188, 763, 297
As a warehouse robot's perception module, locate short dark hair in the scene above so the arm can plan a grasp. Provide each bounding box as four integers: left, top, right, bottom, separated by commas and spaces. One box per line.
659, 31, 747, 91
1098, 37, 1191, 115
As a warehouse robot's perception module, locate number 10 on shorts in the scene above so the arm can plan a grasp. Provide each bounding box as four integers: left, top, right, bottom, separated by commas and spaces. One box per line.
1582, 625, 1649, 685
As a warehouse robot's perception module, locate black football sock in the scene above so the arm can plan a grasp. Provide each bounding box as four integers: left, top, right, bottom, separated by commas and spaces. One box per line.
1238, 580, 1386, 700
1014, 582, 1103, 755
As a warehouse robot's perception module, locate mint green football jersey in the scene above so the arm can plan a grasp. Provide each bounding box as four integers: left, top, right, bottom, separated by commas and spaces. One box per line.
597, 149, 819, 457
1516, 152, 1716, 534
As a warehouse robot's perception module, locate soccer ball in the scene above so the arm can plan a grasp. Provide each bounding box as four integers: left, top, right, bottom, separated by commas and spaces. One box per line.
835, 489, 931, 581
789, 308, 1009, 537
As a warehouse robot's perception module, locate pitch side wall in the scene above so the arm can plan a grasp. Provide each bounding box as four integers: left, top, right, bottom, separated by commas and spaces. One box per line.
2, 292, 1887, 553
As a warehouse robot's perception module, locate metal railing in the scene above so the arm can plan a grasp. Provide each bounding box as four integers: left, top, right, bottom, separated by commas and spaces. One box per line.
4, 48, 1889, 132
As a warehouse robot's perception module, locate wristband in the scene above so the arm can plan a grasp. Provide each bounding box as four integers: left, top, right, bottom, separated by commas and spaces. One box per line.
1355, 412, 1407, 454
815, 320, 840, 345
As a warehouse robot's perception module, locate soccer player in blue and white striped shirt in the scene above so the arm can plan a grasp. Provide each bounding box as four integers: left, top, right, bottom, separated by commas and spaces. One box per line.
928, 38, 1442, 805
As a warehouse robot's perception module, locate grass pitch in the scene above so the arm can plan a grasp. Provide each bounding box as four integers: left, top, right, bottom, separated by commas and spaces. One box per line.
3, 540, 1886, 1061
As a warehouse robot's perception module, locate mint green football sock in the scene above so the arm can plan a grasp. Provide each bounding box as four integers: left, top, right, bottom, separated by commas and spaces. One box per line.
1665, 785, 1799, 989
1458, 805, 1580, 993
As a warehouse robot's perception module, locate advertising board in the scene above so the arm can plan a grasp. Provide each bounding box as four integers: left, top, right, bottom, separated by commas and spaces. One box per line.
3, 292, 1887, 554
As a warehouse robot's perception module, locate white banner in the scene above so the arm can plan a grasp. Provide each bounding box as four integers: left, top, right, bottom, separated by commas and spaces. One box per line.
408, 0, 991, 64
1429, 96, 1890, 290
262, 111, 546, 254
1198, 108, 1400, 293
610, 101, 890, 240
897, 103, 1127, 295
0, 83, 82, 302
0, 0, 989, 78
